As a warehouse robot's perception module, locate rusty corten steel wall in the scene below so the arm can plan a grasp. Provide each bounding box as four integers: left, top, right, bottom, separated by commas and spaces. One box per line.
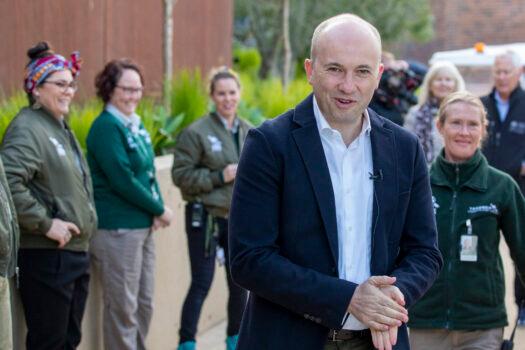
396, 0, 525, 63
0, 0, 233, 99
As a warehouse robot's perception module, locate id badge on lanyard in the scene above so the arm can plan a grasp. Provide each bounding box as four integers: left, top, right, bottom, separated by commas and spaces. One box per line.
460, 219, 478, 262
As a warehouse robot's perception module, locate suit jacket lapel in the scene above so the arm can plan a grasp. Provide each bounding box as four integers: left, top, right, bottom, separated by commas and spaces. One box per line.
369, 109, 397, 275
291, 95, 339, 266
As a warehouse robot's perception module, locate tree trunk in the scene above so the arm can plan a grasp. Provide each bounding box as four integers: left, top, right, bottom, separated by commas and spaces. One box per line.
163, 0, 177, 113
282, 0, 292, 89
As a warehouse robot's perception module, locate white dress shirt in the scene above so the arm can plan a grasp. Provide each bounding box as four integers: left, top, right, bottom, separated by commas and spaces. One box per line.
313, 97, 374, 330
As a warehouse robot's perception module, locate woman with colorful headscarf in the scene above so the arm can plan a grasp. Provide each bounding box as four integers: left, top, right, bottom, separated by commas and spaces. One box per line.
0, 41, 97, 350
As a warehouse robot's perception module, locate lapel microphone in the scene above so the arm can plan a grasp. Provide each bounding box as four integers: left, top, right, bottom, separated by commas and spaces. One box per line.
369, 169, 383, 181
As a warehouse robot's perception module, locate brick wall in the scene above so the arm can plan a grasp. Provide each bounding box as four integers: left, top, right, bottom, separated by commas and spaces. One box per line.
397, 0, 525, 63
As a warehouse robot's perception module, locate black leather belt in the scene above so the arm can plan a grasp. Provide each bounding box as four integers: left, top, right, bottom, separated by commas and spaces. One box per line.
327, 329, 371, 341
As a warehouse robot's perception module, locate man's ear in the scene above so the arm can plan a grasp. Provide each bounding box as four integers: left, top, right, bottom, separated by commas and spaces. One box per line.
375, 63, 385, 88
304, 58, 314, 84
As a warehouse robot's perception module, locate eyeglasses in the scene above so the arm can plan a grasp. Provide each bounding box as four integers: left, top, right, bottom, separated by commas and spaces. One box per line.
446, 120, 482, 132
44, 80, 78, 92
116, 85, 144, 94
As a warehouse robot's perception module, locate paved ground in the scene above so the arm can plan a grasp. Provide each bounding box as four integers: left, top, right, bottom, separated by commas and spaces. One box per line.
197, 241, 525, 349
196, 320, 228, 350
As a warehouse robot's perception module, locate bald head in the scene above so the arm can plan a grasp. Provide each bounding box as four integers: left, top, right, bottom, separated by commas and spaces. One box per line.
303, 13, 384, 138
310, 14, 382, 63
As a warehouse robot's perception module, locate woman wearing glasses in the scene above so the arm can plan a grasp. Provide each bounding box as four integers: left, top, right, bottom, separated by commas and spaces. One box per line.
0, 41, 97, 349
86, 59, 173, 350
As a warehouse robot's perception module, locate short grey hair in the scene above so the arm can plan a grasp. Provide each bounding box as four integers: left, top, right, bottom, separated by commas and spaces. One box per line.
495, 50, 522, 68
310, 13, 382, 62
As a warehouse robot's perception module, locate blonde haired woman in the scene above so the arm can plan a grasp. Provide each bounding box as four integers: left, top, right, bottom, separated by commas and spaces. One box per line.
405, 61, 466, 164
409, 91, 525, 349
172, 67, 250, 350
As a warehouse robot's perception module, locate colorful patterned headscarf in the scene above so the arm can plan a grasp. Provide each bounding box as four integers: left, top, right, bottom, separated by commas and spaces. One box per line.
24, 52, 82, 94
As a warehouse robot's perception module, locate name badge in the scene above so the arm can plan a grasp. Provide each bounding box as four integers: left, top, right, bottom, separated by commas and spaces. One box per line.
207, 135, 222, 152
460, 219, 477, 262
49, 137, 66, 156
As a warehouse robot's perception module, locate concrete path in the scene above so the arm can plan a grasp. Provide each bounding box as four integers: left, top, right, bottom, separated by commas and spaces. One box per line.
196, 320, 228, 350
197, 241, 525, 349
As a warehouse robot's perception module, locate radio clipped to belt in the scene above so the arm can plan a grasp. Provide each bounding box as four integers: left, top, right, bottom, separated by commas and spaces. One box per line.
204, 214, 226, 265
192, 201, 225, 265
204, 214, 218, 259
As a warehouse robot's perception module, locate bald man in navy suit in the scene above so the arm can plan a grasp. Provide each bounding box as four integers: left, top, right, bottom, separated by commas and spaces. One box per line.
229, 13, 442, 350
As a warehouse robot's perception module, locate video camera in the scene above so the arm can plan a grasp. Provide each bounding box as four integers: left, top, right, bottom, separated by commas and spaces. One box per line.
374, 66, 423, 115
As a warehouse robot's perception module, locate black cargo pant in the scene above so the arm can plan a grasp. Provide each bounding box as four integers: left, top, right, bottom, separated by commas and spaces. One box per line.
178, 203, 247, 343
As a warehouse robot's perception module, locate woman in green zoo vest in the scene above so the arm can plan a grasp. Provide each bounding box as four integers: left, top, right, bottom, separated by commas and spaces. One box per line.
87, 59, 173, 350
408, 91, 525, 350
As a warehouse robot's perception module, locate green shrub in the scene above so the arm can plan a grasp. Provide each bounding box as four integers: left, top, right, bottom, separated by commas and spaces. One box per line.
233, 46, 262, 77
68, 99, 102, 152
139, 98, 184, 155
0, 70, 313, 154
286, 76, 312, 106
237, 100, 266, 127
170, 69, 208, 131
238, 73, 258, 111
0, 92, 27, 140
239, 73, 311, 120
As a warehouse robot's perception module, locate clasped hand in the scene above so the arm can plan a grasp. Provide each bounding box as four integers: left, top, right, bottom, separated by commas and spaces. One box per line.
152, 206, 173, 231
348, 276, 407, 350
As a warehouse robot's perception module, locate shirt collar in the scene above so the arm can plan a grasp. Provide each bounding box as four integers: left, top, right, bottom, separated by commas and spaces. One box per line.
312, 96, 371, 138
216, 112, 239, 133
494, 91, 509, 105
106, 103, 141, 132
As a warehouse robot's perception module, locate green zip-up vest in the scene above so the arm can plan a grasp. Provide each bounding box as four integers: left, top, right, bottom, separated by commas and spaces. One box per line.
409, 150, 525, 330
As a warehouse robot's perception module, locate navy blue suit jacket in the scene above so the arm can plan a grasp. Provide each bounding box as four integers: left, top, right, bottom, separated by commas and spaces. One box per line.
229, 95, 442, 349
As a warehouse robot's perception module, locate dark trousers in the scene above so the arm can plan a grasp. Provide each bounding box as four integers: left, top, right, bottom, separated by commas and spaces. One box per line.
179, 204, 247, 343
18, 249, 90, 350
515, 266, 525, 307
324, 338, 374, 350
516, 182, 525, 308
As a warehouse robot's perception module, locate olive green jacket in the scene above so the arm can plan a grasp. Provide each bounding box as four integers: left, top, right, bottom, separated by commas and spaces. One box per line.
1, 107, 97, 251
0, 157, 19, 278
172, 113, 251, 217
409, 150, 525, 330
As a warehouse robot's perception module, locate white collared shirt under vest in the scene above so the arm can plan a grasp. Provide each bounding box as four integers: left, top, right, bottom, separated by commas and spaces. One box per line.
313, 97, 374, 330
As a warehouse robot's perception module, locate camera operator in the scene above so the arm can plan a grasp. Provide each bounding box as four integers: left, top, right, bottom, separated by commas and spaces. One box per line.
370, 52, 425, 125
